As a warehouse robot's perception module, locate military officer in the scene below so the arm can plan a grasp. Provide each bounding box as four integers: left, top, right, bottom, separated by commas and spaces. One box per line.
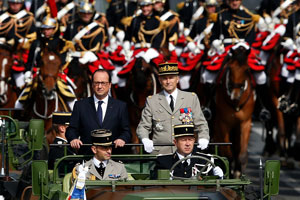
106, 0, 138, 32
73, 129, 128, 180
4, 0, 36, 89
48, 112, 75, 170
153, 0, 179, 46
154, 124, 223, 179
137, 62, 209, 155
24, 7, 75, 83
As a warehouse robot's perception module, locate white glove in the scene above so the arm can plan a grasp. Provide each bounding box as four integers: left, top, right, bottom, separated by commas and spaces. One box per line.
142, 48, 159, 63
107, 37, 118, 52
187, 41, 200, 54
184, 28, 190, 37
24, 71, 32, 83
197, 138, 209, 150
274, 24, 286, 36
108, 26, 115, 39
116, 30, 125, 44
213, 166, 224, 178
79, 51, 98, 64
142, 138, 154, 153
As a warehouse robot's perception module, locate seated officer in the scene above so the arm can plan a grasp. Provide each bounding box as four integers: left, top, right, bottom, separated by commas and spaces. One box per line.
73, 129, 128, 180
48, 112, 75, 170
154, 124, 223, 179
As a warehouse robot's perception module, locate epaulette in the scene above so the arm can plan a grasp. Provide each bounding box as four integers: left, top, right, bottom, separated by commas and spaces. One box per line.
156, 16, 170, 29
209, 13, 218, 22
121, 16, 133, 27
177, 2, 185, 10
251, 14, 260, 23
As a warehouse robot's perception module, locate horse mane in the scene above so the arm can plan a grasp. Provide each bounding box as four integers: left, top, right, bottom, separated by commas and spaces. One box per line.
230, 46, 250, 66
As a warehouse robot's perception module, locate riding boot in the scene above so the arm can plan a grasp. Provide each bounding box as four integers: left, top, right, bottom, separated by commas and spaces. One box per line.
256, 84, 272, 122
201, 83, 215, 120
287, 80, 300, 114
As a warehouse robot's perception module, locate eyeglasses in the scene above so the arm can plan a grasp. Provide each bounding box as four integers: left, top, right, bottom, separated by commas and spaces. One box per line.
93, 81, 110, 86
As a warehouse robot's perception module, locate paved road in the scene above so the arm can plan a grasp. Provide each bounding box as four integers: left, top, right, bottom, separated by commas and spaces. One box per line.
245, 121, 300, 200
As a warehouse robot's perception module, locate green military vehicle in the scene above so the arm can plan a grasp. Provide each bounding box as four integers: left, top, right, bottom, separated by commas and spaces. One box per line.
31, 149, 280, 200
0, 114, 280, 200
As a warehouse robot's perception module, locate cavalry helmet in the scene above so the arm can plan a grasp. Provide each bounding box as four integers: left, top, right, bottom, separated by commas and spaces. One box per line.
205, 0, 218, 6
41, 15, 57, 29
138, 0, 154, 6
78, 0, 95, 13
7, 0, 24, 3
154, 0, 166, 3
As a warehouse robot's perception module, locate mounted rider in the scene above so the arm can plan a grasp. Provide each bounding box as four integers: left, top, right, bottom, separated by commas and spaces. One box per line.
201, 0, 272, 121
15, 1, 76, 110
118, 0, 170, 76
278, 0, 300, 114
63, 0, 112, 74
2, 0, 36, 90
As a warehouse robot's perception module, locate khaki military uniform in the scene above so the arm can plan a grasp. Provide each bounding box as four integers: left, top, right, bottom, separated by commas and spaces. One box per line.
137, 89, 209, 154
74, 158, 128, 181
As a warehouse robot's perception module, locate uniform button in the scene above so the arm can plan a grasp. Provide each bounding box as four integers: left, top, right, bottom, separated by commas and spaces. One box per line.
171, 116, 174, 119
184, 172, 187, 174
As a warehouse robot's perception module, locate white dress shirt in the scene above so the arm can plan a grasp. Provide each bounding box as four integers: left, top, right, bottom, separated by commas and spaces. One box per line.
163, 88, 178, 107
93, 157, 108, 168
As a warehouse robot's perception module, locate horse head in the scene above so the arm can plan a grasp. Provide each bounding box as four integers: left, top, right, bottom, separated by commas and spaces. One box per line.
225, 43, 251, 102
0, 44, 13, 105
37, 47, 61, 99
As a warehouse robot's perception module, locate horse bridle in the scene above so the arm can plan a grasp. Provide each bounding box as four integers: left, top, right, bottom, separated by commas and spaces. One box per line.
224, 66, 253, 112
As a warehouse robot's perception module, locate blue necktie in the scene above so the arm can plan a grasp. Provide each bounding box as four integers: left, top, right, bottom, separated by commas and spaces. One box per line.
97, 101, 103, 126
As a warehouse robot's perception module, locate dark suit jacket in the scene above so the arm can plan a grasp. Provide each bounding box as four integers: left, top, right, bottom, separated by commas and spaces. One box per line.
66, 96, 132, 154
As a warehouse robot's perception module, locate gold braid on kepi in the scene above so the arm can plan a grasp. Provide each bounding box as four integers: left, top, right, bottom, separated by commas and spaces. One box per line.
158, 62, 179, 76
91, 129, 113, 146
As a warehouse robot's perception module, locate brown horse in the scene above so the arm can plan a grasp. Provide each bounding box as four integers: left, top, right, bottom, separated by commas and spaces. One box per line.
21, 48, 73, 144
0, 44, 17, 115
213, 45, 255, 178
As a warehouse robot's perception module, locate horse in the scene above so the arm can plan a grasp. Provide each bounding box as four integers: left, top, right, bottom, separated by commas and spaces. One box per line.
212, 45, 255, 178
19, 47, 74, 144
0, 44, 17, 115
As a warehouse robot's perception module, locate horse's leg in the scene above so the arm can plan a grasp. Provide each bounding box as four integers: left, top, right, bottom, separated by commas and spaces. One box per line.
234, 119, 251, 178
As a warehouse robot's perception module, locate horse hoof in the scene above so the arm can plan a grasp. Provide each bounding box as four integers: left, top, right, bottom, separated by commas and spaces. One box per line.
259, 108, 271, 122
202, 107, 212, 120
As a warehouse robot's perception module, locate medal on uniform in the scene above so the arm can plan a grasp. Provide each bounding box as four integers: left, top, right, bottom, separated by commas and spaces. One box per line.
179, 107, 193, 124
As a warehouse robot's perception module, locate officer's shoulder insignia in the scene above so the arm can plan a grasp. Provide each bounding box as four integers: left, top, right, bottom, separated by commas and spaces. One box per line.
251, 14, 260, 23
191, 92, 196, 96
177, 2, 185, 10
118, 160, 124, 164
148, 95, 152, 99
209, 13, 218, 22
121, 16, 133, 27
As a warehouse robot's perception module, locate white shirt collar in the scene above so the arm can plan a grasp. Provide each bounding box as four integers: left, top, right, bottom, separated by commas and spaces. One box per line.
176, 151, 191, 165
93, 94, 109, 105
163, 88, 178, 103
93, 157, 108, 168
56, 136, 67, 143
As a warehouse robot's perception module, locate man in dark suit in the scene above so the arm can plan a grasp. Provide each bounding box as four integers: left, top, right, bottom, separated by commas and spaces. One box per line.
154, 124, 223, 179
66, 69, 132, 154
